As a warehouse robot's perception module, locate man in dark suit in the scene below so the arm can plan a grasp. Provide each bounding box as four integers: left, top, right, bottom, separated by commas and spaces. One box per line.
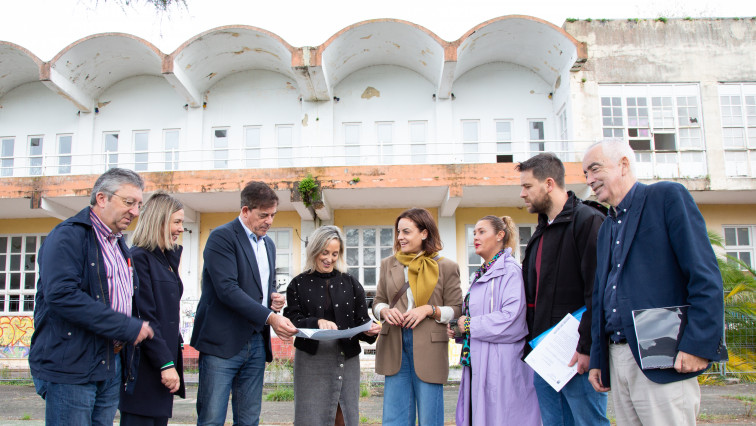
190, 181, 297, 426
583, 140, 727, 425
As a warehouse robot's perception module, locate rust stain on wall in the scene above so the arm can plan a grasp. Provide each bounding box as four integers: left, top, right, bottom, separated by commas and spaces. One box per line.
361, 86, 380, 99
233, 47, 251, 55
360, 35, 372, 40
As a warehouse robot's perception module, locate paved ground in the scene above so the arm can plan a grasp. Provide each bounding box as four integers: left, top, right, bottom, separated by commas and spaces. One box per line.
1, 380, 755, 425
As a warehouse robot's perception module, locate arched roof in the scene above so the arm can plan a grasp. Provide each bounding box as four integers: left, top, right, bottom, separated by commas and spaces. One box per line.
453, 16, 584, 86
0, 42, 44, 98
49, 33, 164, 100
170, 26, 299, 94
316, 19, 446, 90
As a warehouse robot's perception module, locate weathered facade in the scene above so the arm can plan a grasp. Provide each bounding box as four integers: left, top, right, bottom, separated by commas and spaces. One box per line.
0, 17, 754, 367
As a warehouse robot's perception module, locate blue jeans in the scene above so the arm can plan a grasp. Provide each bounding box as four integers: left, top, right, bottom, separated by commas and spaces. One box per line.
33, 355, 121, 426
196, 333, 266, 426
533, 371, 609, 426
383, 328, 444, 426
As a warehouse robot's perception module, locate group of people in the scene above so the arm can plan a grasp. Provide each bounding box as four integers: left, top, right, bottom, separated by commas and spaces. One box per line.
28, 138, 727, 426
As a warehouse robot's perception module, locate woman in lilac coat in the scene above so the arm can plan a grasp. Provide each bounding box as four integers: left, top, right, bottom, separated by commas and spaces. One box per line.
449, 215, 540, 426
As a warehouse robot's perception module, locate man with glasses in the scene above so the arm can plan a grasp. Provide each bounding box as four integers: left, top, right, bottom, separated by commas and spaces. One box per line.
30, 168, 155, 425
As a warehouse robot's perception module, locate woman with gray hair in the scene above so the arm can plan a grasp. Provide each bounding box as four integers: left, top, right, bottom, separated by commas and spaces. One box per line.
284, 225, 381, 426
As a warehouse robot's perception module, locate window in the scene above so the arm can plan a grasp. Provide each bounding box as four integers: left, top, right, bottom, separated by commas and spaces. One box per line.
724, 226, 754, 269
133, 131, 149, 172
245, 126, 261, 168
29, 136, 43, 175
462, 120, 479, 162
213, 128, 229, 169
528, 120, 545, 154
600, 84, 705, 178
376, 122, 393, 164
409, 121, 427, 164
0, 235, 44, 314
344, 123, 361, 166
57, 135, 72, 174
345, 227, 393, 290
267, 229, 292, 290
518, 225, 535, 261
104, 133, 119, 170
164, 129, 179, 171
495, 120, 512, 152
277, 125, 293, 168
719, 84, 756, 177
2, 138, 14, 177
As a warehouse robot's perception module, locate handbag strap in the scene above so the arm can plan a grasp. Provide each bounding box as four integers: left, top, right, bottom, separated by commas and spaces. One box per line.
388, 255, 441, 309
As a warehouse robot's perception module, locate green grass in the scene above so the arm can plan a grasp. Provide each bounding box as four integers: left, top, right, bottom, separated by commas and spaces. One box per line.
265, 386, 294, 401
359, 413, 381, 424
360, 382, 371, 398
21, 414, 31, 421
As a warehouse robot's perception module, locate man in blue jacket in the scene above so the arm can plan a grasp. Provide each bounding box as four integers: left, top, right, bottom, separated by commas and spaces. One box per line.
583, 140, 727, 425
29, 168, 155, 426
190, 181, 297, 426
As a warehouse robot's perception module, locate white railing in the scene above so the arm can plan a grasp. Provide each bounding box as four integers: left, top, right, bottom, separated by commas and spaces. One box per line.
0, 140, 714, 179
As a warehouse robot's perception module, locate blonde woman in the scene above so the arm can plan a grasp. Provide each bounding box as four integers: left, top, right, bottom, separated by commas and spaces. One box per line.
119, 191, 185, 426
284, 226, 381, 426
374, 208, 463, 425
449, 215, 540, 425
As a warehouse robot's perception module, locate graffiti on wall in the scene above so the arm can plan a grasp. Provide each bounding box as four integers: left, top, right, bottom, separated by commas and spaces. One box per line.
0, 316, 34, 359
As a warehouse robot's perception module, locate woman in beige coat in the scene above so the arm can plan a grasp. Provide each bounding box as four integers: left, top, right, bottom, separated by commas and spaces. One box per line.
373, 208, 463, 426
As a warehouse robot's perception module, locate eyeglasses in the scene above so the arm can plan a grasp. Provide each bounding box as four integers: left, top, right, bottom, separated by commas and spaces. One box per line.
110, 193, 143, 210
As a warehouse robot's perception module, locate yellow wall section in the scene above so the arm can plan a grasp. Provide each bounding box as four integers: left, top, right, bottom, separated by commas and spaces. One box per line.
698, 205, 756, 238
197, 211, 302, 286
334, 208, 439, 228
0, 218, 62, 234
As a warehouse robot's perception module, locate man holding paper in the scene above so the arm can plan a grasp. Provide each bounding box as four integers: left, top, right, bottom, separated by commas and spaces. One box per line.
583, 140, 727, 425
518, 153, 609, 425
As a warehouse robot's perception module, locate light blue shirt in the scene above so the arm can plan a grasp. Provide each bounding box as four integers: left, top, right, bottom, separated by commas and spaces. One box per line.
238, 217, 270, 312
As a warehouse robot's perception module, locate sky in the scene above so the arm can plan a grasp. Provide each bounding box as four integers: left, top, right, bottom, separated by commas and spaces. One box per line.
1, 0, 754, 60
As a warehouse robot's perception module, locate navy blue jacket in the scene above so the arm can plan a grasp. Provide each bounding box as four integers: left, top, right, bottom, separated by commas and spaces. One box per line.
30, 207, 143, 385
120, 245, 185, 418
190, 218, 277, 361
589, 182, 728, 385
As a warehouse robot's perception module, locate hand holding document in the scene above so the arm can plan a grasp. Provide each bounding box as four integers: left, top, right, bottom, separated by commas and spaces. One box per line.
524, 313, 580, 392
295, 320, 374, 341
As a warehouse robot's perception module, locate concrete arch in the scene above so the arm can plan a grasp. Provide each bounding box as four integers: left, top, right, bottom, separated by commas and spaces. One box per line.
315, 19, 447, 94
0, 42, 45, 99
169, 25, 300, 96
452, 15, 587, 87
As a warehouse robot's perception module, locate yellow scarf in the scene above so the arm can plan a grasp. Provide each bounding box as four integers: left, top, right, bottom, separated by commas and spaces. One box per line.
394, 251, 440, 307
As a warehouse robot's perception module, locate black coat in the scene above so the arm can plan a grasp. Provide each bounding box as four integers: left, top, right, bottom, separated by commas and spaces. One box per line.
284, 270, 376, 359
119, 245, 185, 418
522, 192, 606, 356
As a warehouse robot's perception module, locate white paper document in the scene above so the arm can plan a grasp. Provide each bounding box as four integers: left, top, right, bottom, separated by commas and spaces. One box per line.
295, 321, 373, 341
524, 313, 580, 392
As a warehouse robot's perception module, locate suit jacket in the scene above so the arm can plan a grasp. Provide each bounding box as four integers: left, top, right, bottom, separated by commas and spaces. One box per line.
190, 218, 277, 361
589, 182, 728, 385
374, 255, 463, 384
120, 246, 185, 417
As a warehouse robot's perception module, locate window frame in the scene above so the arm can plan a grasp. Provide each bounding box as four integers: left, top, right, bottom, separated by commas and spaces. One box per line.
344, 226, 394, 291
0, 234, 46, 315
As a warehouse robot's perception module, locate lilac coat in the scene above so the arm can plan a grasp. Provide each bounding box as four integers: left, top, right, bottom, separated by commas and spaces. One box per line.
456, 248, 541, 426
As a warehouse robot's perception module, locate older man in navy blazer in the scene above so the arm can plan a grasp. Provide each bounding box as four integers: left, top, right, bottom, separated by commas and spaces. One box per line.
190, 181, 297, 426
583, 140, 727, 425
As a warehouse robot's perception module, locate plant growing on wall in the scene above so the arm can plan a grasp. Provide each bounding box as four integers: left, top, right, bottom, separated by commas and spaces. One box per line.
298, 175, 320, 208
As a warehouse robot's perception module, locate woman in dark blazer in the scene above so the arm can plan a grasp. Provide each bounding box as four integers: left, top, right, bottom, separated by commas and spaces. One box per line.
119, 191, 186, 426
284, 225, 381, 426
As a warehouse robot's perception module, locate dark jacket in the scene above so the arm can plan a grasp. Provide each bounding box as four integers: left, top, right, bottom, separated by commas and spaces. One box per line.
590, 182, 728, 385
29, 207, 143, 385
120, 245, 185, 418
284, 270, 376, 359
522, 191, 605, 356
190, 218, 277, 361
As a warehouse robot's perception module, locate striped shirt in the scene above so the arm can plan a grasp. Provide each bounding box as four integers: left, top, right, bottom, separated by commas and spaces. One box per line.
90, 208, 133, 317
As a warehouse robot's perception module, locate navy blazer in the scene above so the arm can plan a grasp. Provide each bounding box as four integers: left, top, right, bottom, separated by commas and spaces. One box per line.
589, 182, 727, 385
190, 218, 277, 361
120, 245, 185, 418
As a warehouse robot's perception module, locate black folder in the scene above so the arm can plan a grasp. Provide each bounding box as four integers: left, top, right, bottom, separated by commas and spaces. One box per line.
631, 306, 689, 370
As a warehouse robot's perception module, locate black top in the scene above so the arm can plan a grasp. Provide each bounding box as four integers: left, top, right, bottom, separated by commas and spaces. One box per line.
284, 270, 376, 359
